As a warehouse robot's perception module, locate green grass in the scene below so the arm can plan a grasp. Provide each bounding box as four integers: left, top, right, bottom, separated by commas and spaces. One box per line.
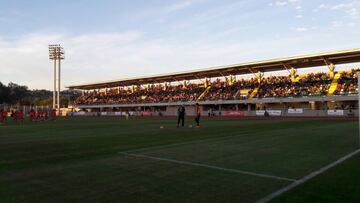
0, 117, 358, 203
272, 153, 360, 203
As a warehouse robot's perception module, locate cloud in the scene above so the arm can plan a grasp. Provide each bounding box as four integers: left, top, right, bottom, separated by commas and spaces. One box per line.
318, 4, 328, 9
331, 20, 357, 28
294, 27, 308, 32
0, 32, 144, 90
270, 0, 304, 21
347, 8, 360, 18
331, 21, 344, 28
167, 1, 249, 33
270, 1, 288, 7
0, 28, 359, 90
331, 3, 349, 10
165, 0, 195, 13
292, 26, 318, 32
315, 2, 360, 19
270, 0, 301, 7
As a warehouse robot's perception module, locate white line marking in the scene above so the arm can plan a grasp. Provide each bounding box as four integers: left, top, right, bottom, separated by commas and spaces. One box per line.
255, 148, 360, 203
119, 152, 296, 182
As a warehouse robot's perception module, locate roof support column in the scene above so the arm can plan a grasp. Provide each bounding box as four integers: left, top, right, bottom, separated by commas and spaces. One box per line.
204, 78, 209, 88
323, 58, 335, 79
182, 80, 187, 89
290, 67, 297, 82
257, 71, 263, 84
328, 63, 335, 78
226, 74, 234, 86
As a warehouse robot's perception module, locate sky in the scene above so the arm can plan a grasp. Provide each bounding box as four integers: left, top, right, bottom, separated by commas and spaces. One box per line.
0, 0, 360, 90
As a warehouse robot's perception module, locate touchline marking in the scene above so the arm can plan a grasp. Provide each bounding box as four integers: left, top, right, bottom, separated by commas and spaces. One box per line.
255, 148, 360, 203
119, 152, 296, 182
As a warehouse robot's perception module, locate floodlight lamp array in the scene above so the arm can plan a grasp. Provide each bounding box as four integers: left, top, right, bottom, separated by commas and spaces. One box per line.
48, 44, 65, 60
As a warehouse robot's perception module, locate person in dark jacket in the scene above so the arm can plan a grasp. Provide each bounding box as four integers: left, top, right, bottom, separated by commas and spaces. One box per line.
177, 105, 186, 127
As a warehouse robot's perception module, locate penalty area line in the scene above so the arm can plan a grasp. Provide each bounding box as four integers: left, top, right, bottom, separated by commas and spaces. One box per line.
255, 148, 360, 203
119, 152, 296, 182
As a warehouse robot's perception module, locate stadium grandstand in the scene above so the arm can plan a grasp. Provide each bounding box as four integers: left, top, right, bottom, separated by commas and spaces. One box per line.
68, 48, 360, 117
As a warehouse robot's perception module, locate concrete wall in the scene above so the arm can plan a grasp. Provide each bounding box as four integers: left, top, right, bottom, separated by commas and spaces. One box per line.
72, 109, 358, 118
72, 95, 359, 118
75, 95, 358, 109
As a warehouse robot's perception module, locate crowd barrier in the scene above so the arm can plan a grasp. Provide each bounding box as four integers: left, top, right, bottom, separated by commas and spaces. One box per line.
69, 109, 357, 118
1, 104, 356, 118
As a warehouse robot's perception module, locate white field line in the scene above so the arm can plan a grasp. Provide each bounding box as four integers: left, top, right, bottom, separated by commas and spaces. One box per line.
255, 148, 360, 203
119, 152, 296, 182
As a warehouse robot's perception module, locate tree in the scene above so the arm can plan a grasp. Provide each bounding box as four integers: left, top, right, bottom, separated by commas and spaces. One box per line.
7, 82, 29, 105
0, 81, 80, 107
0, 82, 10, 103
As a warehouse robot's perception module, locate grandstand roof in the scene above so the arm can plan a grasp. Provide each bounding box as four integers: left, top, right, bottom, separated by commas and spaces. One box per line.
67, 48, 360, 90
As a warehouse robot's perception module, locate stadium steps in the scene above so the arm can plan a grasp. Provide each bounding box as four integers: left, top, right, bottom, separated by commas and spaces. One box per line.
327, 73, 341, 96
249, 87, 259, 99
197, 86, 211, 101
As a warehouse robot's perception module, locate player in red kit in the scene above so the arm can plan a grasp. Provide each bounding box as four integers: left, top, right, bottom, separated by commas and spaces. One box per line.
2, 110, 7, 123
29, 109, 35, 121
16, 111, 24, 121
37, 110, 43, 121
51, 109, 56, 121
195, 103, 201, 128
0, 109, 4, 123
11, 110, 17, 121
44, 110, 48, 120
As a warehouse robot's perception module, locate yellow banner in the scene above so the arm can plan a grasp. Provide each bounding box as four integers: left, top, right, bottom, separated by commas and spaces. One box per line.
240, 89, 249, 95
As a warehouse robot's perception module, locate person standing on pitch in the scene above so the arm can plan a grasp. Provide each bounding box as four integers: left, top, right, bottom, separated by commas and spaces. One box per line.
177, 105, 186, 127
195, 103, 201, 128
50, 109, 57, 121
0, 109, 4, 123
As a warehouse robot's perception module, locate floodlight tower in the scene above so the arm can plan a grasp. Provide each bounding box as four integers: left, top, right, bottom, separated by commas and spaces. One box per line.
49, 45, 57, 109
49, 44, 65, 114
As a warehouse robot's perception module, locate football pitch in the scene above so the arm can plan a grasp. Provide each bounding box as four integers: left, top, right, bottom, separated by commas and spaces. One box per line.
0, 117, 359, 203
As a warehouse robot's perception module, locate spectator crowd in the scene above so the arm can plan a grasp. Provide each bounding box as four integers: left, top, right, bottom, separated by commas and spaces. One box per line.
257, 72, 332, 98
74, 70, 359, 105
334, 69, 358, 96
